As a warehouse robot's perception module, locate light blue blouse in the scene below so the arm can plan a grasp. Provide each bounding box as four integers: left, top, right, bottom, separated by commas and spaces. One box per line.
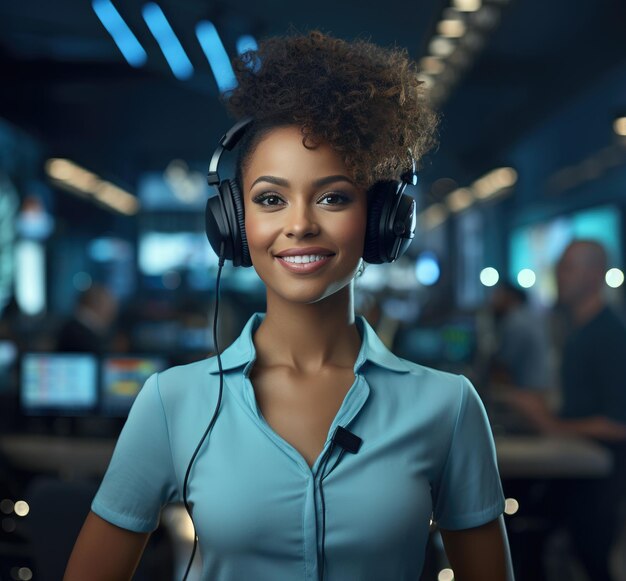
91, 312, 506, 580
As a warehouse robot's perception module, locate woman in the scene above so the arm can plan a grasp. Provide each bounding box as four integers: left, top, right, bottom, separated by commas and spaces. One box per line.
65, 30, 514, 580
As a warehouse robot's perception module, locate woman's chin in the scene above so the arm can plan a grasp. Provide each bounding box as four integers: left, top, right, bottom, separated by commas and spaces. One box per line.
264, 278, 355, 307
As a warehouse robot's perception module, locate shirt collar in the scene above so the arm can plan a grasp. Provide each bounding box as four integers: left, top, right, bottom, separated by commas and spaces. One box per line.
207, 312, 411, 375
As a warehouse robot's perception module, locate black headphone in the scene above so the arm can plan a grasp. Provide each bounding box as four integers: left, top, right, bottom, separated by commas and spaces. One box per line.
205, 115, 419, 266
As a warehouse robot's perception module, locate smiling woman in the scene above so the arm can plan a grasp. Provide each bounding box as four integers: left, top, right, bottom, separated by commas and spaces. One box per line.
242, 125, 368, 305
65, 29, 514, 581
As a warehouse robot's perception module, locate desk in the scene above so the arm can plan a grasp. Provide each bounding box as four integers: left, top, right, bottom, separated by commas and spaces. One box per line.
495, 434, 613, 479
0, 433, 615, 480
0, 435, 116, 479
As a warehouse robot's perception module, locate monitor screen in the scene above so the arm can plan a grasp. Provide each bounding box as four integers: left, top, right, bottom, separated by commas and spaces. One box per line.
0, 340, 17, 394
101, 356, 167, 416
509, 204, 623, 306
394, 321, 475, 369
20, 353, 98, 416
138, 231, 218, 276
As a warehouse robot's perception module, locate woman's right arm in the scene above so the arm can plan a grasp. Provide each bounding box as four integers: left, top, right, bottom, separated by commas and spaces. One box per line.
64, 510, 151, 581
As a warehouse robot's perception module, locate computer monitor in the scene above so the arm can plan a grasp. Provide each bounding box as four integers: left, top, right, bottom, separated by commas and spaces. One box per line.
101, 356, 167, 417
394, 320, 475, 371
20, 353, 98, 416
509, 204, 623, 307
0, 340, 18, 394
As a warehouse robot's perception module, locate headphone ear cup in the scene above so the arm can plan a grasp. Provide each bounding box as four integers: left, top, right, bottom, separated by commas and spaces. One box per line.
205, 189, 234, 260
227, 179, 252, 267
363, 181, 397, 264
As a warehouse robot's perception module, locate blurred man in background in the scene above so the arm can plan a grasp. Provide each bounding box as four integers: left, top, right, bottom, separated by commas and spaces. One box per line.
56, 284, 119, 353
503, 239, 626, 580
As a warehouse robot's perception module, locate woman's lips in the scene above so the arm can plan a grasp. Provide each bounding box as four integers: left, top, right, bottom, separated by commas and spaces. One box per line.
275, 255, 334, 274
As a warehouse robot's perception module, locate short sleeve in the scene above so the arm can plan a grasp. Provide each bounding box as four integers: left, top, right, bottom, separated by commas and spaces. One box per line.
431, 375, 505, 530
91, 372, 180, 532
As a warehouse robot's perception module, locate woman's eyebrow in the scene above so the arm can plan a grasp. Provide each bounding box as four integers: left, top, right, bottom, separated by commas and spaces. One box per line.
249, 174, 354, 191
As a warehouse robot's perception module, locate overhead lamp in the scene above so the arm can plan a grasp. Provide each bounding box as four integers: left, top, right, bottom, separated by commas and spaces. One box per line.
613, 116, 626, 136
419, 74, 436, 89
429, 37, 455, 57
92, 0, 147, 67
453, 0, 482, 12
437, 19, 466, 38
471, 167, 517, 199
420, 56, 445, 75
45, 158, 139, 215
142, 2, 194, 80
236, 34, 258, 55
196, 21, 238, 93
446, 187, 475, 212
236, 34, 261, 72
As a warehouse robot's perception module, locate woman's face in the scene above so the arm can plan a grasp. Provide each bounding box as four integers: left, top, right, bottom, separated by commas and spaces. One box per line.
242, 125, 367, 305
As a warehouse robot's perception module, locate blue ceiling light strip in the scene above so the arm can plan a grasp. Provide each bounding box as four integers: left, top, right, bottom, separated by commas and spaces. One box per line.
196, 21, 238, 94
92, 0, 147, 67
236, 34, 258, 55
142, 2, 194, 80
236, 34, 261, 72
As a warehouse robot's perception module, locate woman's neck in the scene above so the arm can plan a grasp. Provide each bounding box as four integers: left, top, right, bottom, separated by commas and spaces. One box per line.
252, 284, 362, 375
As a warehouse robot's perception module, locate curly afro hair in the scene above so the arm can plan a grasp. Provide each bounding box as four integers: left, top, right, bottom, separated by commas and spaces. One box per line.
221, 29, 439, 191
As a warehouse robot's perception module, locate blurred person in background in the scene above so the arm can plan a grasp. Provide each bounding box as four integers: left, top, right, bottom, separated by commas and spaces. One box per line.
56, 284, 119, 353
502, 239, 626, 581
488, 280, 552, 392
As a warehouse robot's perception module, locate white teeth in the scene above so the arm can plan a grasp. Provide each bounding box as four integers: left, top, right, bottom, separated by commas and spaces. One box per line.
280, 254, 328, 264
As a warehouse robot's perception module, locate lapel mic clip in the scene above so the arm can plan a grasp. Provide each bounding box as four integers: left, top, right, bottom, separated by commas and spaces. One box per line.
331, 426, 363, 454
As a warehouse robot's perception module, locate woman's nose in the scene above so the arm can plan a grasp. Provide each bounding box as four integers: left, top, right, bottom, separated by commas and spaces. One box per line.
283, 202, 320, 237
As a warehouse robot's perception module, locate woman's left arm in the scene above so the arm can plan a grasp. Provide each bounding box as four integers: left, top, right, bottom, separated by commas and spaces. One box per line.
439, 514, 515, 581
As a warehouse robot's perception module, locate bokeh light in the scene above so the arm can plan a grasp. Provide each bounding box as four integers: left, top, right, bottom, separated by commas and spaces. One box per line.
606, 268, 624, 288
480, 267, 499, 287
517, 268, 536, 288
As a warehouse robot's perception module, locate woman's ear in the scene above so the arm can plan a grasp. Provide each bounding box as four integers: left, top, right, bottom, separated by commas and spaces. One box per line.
355, 258, 367, 278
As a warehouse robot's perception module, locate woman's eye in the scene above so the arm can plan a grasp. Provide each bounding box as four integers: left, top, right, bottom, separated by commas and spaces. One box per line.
319, 193, 351, 205
252, 193, 284, 207
252, 192, 351, 207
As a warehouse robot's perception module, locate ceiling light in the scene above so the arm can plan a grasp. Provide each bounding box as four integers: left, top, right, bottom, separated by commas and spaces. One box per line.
418, 74, 436, 89
419, 56, 445, 75
45, 158, 139, 215
453, 0, 482, 12
472, 167, 517, 199
429, 37, 455, 57
142, 2, 194, 80
196, 21, 238, 93
613, 116, 626, 136
236, 34, 258, 55
437, 19, 466, 38
92, 0, 147, 67
446, 187, 474, 212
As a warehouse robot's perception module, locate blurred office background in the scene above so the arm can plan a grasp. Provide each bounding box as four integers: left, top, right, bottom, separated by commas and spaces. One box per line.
1, 0, 626, 579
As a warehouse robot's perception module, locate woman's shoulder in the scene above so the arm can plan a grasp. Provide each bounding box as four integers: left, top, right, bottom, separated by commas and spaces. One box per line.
152, 358, 215, 400
372, 355, 469, 406
387, 355, 464, 386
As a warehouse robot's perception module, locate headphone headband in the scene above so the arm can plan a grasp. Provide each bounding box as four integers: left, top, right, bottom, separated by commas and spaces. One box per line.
207, 116, 254, 186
